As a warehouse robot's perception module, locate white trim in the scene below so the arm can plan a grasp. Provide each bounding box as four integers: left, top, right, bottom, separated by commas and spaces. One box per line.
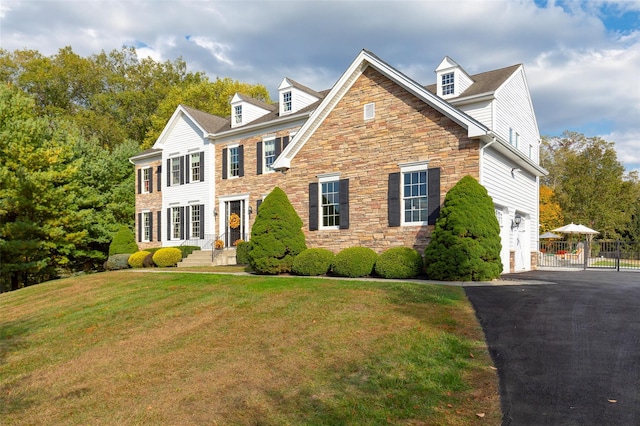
318, 176, 341, 230
400, 163, 429, 227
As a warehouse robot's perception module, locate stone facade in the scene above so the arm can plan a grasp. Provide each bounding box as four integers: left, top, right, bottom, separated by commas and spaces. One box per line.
134, 159, 162, 250
215, 67, 480, 253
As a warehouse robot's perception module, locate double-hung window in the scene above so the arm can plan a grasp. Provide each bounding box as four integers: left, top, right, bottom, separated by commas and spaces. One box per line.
171, 157, 181, 186
190, 153, 201, 182
321, 180, 340, 228
388, 162, 439, 227
309, 174, 349, 231
442, 72, 454, 96
143, 212, 151, 242
142, 168, 151, 193
171, 207, 181, 240
191, 205, 201, 238
234, 105, 242, 124
403, 168, 428, 224
264, 139, 276, 172
229, 146, 240, 177
283, 91, 292, 112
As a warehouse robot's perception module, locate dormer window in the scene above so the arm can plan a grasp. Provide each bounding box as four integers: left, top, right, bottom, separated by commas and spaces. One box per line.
283, 91, 292, 113
234, 105, 242, 124
442, 72, 454, 96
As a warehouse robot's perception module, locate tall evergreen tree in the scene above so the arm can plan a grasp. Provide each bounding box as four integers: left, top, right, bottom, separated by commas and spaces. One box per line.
424, 176, 502, 281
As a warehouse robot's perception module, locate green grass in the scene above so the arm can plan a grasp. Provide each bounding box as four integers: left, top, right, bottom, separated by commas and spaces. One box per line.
1, 271, 500, 425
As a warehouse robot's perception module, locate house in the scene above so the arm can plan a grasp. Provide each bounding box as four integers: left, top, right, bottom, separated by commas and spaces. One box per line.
130, 50, 546, 273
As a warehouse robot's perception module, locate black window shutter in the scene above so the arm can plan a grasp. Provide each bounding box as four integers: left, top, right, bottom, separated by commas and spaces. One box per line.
222, 148, 228, 179
238, 145, 245, 177
274, 137, 282, 158
157, 211, 162, 242
200, 205, 205, 239
388, 172, 401, 227
138, 213, 142, 242
256, 142, 263, 175
309, 182, 319, 231
137, 169, 142, 194
149, 212, 153, 241
179, 156, 185, 185
149, 168, 153, 193
427, 168, 441, 225
166, 159, 171, 187
282, 135, 290, 149
180, 206, 185, 239
157, 165, 162, 192
257, 199, 262, 213
184, 155, 190, 184
167, 208, 171, 240
184, 206, 190, 240
339, 179, 349, 229
200, 152, 205, 182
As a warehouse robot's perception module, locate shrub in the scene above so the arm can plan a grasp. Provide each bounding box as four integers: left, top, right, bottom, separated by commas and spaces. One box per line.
332, 247, 378, 278
424, 175, 502, 281
178, 246, 200, 258
104, 254, 132, 271
236, 241, 250, 265
152, 247, 183, 267
109, 226, 138, 256
128, 251, 151, 268
374, 247, 423, 279
248, 187, 307, 274
142, 252, 156, 268
292, 248, 335, 276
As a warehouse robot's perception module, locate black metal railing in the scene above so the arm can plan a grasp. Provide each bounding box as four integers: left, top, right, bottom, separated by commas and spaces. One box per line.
539, 240, 640, 271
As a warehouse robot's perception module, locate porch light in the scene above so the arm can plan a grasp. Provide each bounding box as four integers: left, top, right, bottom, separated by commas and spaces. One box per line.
511, 214, 522, 230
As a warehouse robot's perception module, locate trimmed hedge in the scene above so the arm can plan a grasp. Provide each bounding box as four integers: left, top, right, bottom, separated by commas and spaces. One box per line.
236, 241, 250, 265
104, 254, 132, 271
292, 248, 335, 276
109, 226, 138, 256
128, 251, 151, 268
374, 247, 423, 279
332, 247, 378, 278
152, 247, 183, 267
178, 246, 201, 258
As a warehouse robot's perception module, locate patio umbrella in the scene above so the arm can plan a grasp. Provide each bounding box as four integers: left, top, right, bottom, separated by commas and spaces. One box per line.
552, 223, 599, 235
539, 231, 562, 239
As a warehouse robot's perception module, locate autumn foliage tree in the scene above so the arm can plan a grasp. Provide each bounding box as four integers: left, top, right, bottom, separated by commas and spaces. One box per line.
539, 185, 564, 233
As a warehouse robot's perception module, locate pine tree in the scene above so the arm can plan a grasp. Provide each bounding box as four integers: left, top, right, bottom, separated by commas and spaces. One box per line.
248, 187, 306, 274
424, 176, 502, 281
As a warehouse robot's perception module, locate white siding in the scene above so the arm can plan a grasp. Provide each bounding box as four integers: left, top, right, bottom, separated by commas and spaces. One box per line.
482, 147, 538, 272
291, 87, 319, 112
493, 69, 540, 163
161, 114, 215, 247
459, 100, 493, 130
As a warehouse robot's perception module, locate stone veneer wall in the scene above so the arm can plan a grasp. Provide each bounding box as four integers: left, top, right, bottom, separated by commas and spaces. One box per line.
134, 159, 162, 250
215, 67, 480, 253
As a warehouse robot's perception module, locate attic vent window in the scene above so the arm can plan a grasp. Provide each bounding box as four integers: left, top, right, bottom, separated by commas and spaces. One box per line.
364, 102, 375, 120
234, 105, 242, 124
442, 72, 454, 95
283, 91, 292, 112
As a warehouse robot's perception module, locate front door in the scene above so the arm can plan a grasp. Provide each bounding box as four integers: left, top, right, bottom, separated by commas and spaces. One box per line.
224, 199, 246, 247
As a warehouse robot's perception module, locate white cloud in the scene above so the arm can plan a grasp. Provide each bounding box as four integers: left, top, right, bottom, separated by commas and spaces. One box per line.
186, 36, 234, 67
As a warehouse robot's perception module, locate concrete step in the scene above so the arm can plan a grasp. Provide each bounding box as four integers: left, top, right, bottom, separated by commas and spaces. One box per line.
178, 248, 237, 267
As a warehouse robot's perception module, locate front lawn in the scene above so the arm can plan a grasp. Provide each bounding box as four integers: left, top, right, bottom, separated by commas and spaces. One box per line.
1, 271, 499, 425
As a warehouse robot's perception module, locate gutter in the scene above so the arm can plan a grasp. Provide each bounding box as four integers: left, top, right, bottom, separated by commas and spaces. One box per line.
478, 137, 497, 184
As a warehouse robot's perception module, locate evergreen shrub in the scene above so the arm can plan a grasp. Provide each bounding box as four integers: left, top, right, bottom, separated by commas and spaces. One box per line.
236, 241, 250, 265
178, 246, 200, 258
248, 187, 307, 274
424, 175, 503, 281
332, 247, 378, 278
104, 254, 132, 271
128, 251, 151, 268
152, 247, 183, 267
292, 248, 335, 276
108, 226, 138, 256
374, 247, 423, 279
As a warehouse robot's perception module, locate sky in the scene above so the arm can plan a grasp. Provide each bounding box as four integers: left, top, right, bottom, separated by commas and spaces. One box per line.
1, 0, 639, 173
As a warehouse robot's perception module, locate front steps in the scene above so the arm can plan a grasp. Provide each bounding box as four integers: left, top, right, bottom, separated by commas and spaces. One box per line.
177, 248, 237, 267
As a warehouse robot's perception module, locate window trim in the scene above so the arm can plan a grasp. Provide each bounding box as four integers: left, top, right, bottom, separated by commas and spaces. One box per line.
228, 144, 240, 178
234, 105, 242, 124
190, 204, 201, 239
171, 206, 181, 240
263, 137, 277, 174
400, 162, 429, 227
190, 152, 201, 183
170, 157, 181, 186
142, 167, 151, 193
283, 91, 292, 112
442, 72, 454, 96
319, 174, 341, 230
142, 211, 152, 242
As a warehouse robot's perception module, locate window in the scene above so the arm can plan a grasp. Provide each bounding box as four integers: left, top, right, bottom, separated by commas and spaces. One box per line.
321, 180, 340, 228
442, 72, 454, 95
515, 132, 520, 148
234, 105, 242, 124
229, 146, 240, 177
190, 153, 201, 182
143, 212, 151, 242
364, 102, 375, 120
191, 205, 201, 238
403, 170, 428, 223
172, 207, 181, 240
142, 168, 151, 193
283, 91, 292, 112
171, 157, 181, 186
264, 139, 276, 171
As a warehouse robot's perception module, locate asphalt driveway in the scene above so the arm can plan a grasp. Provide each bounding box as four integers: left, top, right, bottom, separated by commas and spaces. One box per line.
465, 270, 640, 425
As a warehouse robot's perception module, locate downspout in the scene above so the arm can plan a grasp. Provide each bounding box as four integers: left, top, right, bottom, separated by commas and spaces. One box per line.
478, 135, 497, 185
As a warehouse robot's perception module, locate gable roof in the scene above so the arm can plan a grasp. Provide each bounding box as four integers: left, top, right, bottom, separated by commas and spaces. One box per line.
129, 148, 162, 163
272, 49, 490, 171
180, 105, 228, 133
280, 77, 324, 99
232, 93, 276, 112
425, 64, 521, 99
